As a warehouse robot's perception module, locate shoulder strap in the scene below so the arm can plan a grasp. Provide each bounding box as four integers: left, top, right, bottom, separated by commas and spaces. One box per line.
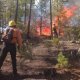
8, 29, 14, 40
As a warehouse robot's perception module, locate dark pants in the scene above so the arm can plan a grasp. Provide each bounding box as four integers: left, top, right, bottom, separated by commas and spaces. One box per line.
0, 43, 17, 74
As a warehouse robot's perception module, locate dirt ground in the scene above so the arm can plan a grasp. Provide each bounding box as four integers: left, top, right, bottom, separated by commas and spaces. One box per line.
0, 40, 80, 80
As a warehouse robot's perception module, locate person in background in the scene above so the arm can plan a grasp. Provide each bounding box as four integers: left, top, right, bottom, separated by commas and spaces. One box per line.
0, 20, 22, 75
53, 24, 58, 38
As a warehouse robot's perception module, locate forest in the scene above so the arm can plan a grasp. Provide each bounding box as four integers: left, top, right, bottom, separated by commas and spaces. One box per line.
0, 0, 80, 80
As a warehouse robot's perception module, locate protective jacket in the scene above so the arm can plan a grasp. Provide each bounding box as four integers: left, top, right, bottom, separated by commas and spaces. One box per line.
2, 27, 22, 47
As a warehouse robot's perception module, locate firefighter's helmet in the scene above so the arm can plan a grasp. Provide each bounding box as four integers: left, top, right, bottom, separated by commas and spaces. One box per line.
9, 20, 16, 27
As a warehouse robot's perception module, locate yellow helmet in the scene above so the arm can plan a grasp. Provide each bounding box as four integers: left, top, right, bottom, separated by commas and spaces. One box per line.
9, 20, 16, 27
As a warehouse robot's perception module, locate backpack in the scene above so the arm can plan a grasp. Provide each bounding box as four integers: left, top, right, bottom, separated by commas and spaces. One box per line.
2, 29, 14, 43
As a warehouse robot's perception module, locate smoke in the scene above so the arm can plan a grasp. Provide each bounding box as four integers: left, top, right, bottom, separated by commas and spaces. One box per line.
64, 0, 80, 7
73, 0, 80, 7
63, 0, 79, 26
35, 0, 40, 5
34, 0, 79, 36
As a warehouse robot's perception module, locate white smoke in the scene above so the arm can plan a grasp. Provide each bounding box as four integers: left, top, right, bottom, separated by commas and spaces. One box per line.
73, 0, 80, 7
35, 0, 40, 5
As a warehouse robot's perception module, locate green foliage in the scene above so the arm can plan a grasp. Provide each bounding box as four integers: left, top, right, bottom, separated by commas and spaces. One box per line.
52, 38, 59, 45
18, 42, 33, 69
44, 40, 54, 47
56, 52, 68, 68
17, 21, 24, 28
44, 38, 59, 47
19, 42, 33, 60
52, 0, 63, 17
71, 27, 80, 40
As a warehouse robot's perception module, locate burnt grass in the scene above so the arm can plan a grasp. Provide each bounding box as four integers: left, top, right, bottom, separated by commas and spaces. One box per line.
0, 39, 80, 80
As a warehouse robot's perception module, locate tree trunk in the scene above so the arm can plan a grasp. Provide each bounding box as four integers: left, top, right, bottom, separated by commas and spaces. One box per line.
27, 0, 32, 38
50, 0, 53, 39
40, 16, 42, 36
40, 4, 42, 36
24, 2, 27, 25
15, 0, 18, 23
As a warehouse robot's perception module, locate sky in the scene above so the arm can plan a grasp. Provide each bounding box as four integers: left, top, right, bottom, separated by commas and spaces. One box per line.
35, 0, 39, 5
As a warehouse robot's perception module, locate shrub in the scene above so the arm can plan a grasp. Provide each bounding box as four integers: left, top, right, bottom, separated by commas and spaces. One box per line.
44, 38, 59, 47
56, 52, 68, 68
18, 42, 33, 60
52, 38, 59, 45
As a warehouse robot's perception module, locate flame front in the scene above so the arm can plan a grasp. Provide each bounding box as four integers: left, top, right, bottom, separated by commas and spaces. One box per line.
36, 6, 77, 37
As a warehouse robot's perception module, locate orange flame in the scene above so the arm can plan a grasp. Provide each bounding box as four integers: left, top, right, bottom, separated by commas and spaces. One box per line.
36, 6, 77, 37
36, 26, 51, 36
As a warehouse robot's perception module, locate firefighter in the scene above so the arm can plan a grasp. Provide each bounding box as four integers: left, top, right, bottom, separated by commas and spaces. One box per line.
0, 20, 22, 75
53, 24, 58, 38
